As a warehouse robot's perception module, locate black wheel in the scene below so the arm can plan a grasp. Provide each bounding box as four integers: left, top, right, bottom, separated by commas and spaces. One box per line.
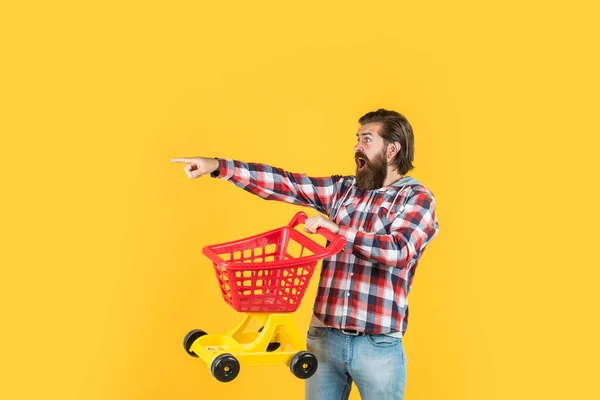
183, 329, 207, 357
258, 326, 281, 352
211, 353, 240, 382
290, 351, 318, 379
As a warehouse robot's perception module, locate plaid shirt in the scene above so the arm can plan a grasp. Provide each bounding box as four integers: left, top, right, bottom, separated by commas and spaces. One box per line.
212, 158, 439, 335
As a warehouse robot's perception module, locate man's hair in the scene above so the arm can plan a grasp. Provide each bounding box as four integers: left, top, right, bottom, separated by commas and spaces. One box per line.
359, 109, 415, 175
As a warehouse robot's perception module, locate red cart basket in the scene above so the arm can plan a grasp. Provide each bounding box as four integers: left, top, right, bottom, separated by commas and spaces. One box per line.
202, 211, 346, 313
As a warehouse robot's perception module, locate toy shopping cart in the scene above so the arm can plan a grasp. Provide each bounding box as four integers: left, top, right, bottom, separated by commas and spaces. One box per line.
183, 211, 346, 382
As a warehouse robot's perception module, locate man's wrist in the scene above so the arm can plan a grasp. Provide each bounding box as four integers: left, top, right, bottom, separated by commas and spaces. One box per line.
210, 158, 220, 173
331, 223, 340, 234
209, 158, 222, 178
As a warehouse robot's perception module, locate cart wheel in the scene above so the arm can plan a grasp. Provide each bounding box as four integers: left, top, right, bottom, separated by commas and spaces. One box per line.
211, 353, 240, 382
290, 351, 318, 379
183, 329, 207, 357
258, 326, 281, 352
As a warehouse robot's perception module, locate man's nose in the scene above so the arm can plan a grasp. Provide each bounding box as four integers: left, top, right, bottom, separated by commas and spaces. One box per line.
354, 143, 363, 152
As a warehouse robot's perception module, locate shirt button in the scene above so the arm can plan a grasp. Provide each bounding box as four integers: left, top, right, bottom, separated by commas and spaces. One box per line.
346, 292, 350, 297
350, 272, 354, 276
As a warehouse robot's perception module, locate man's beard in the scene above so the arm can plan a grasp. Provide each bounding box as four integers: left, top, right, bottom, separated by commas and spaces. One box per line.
355, 150, 387, 191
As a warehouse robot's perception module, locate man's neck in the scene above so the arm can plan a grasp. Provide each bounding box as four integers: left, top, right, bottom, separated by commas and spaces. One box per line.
383, 169, 404, 187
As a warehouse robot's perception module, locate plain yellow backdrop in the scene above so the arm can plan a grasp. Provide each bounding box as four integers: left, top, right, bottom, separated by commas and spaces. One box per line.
1, 1, 599, 399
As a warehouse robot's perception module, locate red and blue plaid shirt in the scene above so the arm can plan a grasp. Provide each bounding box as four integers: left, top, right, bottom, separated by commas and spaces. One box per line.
212, 158, 439, 335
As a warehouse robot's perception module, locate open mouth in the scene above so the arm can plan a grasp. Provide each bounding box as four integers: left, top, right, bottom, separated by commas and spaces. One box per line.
356, 157, 367, 171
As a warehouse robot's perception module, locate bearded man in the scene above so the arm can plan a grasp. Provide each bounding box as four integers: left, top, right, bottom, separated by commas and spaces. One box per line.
172, 109, 439, 400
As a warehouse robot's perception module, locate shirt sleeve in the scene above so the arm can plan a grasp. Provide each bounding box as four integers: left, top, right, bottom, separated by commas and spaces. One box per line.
210, 158, 345, 215
337, 188, 439, 269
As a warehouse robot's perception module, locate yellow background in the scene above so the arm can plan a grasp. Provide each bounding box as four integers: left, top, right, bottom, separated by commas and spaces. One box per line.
1, 1, 599, 399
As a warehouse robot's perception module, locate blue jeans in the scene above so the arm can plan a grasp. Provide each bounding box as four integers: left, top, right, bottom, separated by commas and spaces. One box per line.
305, 327, 407, 400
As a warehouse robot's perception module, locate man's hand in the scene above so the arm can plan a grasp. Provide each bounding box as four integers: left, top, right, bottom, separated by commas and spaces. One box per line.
170, 157, 220, 179
304, 214, 340, 235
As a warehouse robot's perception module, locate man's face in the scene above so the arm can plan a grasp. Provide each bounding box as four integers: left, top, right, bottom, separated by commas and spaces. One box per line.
354, 122, 388, 191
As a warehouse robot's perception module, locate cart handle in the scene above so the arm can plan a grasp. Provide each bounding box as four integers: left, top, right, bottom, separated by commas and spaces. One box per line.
288, 211, 347, 256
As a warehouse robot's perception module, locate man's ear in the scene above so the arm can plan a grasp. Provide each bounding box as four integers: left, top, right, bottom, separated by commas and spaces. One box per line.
387, 141, 402, 160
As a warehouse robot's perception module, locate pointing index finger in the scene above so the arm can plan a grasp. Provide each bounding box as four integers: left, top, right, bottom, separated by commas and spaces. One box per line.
171, 158, 192, 163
